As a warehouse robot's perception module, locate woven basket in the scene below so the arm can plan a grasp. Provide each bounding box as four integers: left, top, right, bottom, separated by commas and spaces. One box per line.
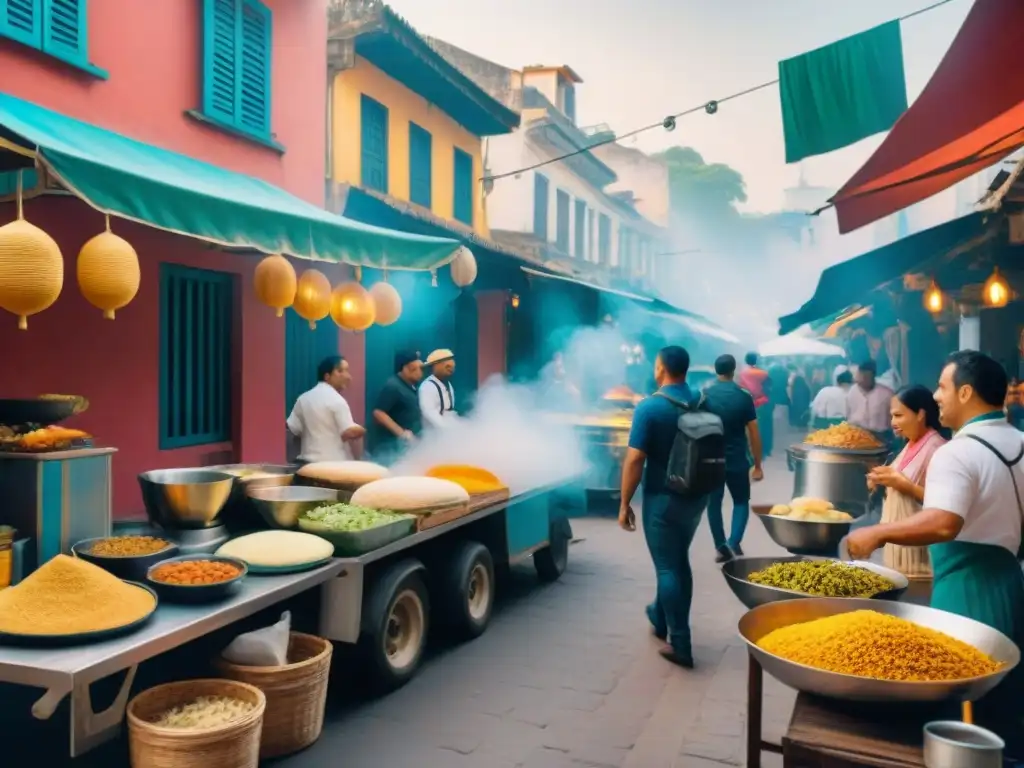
127, 679, 266, 768
215, 632, 333, 759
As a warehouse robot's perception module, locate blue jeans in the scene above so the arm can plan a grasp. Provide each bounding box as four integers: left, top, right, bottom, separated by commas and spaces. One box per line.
706, 470, 751, 550
641, 492, 706, 656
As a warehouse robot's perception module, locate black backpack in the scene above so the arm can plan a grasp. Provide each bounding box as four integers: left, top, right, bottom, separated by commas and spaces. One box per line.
655, 392, 727, 498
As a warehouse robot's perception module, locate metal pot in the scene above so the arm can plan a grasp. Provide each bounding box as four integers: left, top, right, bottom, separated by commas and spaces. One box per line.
787, 444, 889, 518
923, 721, 1004, 768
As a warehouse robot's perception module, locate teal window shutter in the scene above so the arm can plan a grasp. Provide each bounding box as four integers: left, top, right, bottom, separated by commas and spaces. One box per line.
533, 174, 549, 239
598, 214, 610, 264
238, 0, 271, 136
1, 0, 43, 48
203, 0, 241, 126
360, 94, 389, 193
563, 85, 576, 123
42, 0, 85, 63
408, 122, 432, 208
555, 189, 569, 252
159, 264, 234, 450
452, 147, 473, 225
587, 208, 595, 260
573, 200, 586, 257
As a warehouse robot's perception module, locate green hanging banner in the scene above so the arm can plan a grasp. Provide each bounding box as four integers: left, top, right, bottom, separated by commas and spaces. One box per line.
779, 20, 908, 164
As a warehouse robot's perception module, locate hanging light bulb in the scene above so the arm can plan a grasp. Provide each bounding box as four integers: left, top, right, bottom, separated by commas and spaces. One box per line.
983, 267, 1010, 308
510, 293, 520, 310
923, 279, 944, 314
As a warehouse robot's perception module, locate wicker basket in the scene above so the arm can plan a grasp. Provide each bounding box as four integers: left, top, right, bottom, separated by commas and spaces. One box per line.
127, 679, 266, 768
215, 632, 333, 759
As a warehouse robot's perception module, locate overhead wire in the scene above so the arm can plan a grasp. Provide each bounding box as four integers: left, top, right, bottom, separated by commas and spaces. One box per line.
481, 0, 959, 183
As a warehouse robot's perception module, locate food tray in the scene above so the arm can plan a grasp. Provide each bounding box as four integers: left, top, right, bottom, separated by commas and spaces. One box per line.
244, 557, 333, 575
297, 516, 415, 556
0, 437, 94, 453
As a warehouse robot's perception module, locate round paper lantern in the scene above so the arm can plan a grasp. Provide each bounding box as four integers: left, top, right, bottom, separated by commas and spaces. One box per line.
330, 281, 375, 332
450, 246, 477, 288
293, 269, 331, 329
369, 281, 402, 326
77, 220, 140, 320
0, 212, 64, 330
253, 254, 297, 317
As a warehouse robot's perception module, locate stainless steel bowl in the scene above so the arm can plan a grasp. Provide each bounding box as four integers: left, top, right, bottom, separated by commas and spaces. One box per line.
722, 556, 909, 609
247, 485, 339, 529
923, 721, 1004, 768
753, 506, 851, 555
739, 598, 1020, 703
139, 469, 235, 530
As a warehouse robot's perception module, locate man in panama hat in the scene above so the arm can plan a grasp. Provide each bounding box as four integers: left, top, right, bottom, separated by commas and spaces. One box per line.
419, 349, 458, 429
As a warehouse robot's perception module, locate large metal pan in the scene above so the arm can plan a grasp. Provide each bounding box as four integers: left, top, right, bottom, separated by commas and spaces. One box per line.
739, 598, 1019, 703
752, 505, 851, 555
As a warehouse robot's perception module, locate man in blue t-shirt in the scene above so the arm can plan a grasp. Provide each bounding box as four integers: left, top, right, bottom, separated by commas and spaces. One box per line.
703, 354, 764, 563
619, 345, 707, 669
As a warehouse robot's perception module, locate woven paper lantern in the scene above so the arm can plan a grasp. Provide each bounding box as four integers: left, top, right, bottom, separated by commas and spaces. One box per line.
369, 281, 402, 326
293, 269, 331, 329
253, 254, 297, 317
450, 246, 477, 288
0, 185, 63, 330
77, 218, 140, 320
330, 281, 376, 332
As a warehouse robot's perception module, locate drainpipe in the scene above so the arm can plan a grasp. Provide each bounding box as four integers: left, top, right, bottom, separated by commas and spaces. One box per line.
325, 67, 339, 209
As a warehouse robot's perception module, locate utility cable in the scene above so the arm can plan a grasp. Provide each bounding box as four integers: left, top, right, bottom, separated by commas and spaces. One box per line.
481, 0, 959, 183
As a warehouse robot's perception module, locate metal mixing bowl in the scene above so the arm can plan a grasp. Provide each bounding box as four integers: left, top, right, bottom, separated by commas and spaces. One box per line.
739, 598, 1020, 703
752, 506, 852, 555
139, 469, 235, 530
247, 485, 339, 529
722, 556, 908, 609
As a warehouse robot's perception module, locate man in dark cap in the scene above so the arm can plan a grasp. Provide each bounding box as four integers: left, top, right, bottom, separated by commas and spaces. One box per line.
368, 350, 424, 462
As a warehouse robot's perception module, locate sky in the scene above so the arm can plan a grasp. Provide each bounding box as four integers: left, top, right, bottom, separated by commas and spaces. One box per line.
388, 0, 973, 214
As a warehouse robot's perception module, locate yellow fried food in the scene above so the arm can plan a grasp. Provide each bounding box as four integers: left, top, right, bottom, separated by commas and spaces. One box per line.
769, 504, 791, 516
804, 423, 882, 450
791, 497, 832, 512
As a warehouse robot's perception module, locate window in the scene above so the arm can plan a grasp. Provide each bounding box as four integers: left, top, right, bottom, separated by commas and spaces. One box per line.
573, 199, 586, 257
587, 208, 595, 262
0, 0, 102, 75
563, 84, 576, 123
453, 147, 473, 226
201, 0, 273, 141
598, 214, 611, 264
159, 265, 234, 450
555, 189, 570, 252
408, 122, 432, 209
360, 94, 389, 193
533, 174, 549, 240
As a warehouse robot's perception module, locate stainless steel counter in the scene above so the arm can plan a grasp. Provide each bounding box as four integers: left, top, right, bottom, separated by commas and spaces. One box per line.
0, 559, 344, 756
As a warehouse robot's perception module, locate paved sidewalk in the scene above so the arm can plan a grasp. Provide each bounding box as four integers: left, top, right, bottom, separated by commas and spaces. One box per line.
285, 441, 802, 768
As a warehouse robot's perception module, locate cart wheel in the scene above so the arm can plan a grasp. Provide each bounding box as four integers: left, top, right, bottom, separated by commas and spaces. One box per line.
363, 560, 429, 691
440, 541, 495, 640
534, 517, 571, 582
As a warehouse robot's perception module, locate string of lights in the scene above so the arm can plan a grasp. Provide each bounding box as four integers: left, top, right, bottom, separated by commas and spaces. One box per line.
481, 0, 959, 184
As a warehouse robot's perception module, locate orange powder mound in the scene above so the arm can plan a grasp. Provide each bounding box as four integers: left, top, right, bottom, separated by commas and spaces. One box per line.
425, 465, 505, 494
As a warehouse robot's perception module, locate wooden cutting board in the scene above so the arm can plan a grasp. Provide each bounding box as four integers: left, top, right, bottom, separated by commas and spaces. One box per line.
414, 488, 511, 531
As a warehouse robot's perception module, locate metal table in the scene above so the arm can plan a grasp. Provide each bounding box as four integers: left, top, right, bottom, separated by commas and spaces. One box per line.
0, 560, 344, 756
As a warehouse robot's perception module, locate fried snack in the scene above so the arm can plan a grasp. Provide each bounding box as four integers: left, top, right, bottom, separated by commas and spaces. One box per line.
768, 504, 791, 517
18, 425, 90, 450
804, 422, 882, 450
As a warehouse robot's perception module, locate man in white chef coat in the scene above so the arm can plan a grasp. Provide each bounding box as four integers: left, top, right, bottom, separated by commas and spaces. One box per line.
419, 349, 458, 429
287, 355, 366, 462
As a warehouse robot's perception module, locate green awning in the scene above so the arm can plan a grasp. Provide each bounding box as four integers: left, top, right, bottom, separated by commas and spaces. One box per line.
0, 92, 458, 270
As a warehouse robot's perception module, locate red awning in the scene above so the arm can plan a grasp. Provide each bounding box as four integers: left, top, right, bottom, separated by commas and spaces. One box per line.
831, 0, 1024, 234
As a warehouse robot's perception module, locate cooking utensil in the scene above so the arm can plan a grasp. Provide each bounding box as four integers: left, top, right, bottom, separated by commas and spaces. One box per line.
923, 721, 1003, 768
138, 469, 235, 530
722, 556, 908, 610
787, 443, 888, 519
0, 398, 79, 427
752, 505, 852, 555
739, 598, 1019, 703
72, 536, 180, 582
146, 554, 247, 604
248, 485, 339, 529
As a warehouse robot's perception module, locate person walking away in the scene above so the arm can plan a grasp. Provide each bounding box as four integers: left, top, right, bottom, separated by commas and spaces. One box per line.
846, 352, 1024, 754
809, 370, 853, 429
704, 354, 764, 562
619, 345, 718, 669
787, 365, 811, 428
419, 349, 458, 429
847, 359, 894, 445
866, 385, 946, 583
368, 350, 424, 464
738, 352, 773, 458
286, 355, 366, 463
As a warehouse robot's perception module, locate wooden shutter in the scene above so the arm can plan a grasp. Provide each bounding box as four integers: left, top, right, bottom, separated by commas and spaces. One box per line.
238, 0, 271, 136
408, 122, 432, 209
453, 147, 473, 225
533, 174, 549, 239
360, 94, 389, 193
42, 0, 85, 61
0, 0, 42, 48
573, 200, 586, 257
555, 189, 570, 252
202, 0, 239, 126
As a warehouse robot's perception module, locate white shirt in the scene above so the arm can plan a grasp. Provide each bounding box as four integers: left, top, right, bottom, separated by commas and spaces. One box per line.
286, 382, 356, 462
832, 365, 849, 385
811, 385, 850, 419
847, 384, 894, 433
419, 374, 456, 429
924, 418, 1023, 554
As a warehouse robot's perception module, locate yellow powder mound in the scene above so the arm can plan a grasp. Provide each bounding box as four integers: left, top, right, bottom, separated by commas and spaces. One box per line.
0, 554, 156, 636
425, 465, 505, 494
756, 610, 1002, 682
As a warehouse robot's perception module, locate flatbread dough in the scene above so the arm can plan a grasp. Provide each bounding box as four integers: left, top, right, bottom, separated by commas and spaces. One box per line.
351, 476, 470, 512
297, 461, 389, 488
217, 530, 334, 567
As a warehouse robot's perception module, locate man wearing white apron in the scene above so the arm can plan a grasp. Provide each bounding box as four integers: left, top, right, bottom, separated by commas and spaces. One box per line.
419, 349, 458, 429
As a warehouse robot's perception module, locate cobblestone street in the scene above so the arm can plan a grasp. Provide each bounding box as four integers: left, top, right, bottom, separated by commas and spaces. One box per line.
285, 436, 801, 768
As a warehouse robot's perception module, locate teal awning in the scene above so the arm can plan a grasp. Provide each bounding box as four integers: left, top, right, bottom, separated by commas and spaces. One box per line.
0, 92, 458, 270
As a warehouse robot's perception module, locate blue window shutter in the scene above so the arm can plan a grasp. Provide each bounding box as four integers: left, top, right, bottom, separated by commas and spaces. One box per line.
42, 0, 85, 62
598, 214, 610, 264
587, 208, 595, 260
555, 190, 570, 252
238, 0, 271, 136
360, 94, 389, 193
1, 0, 42, 48
408, 122, 432, 209
533, 174, 549, 240
563, 85, 576, 123
452, 147, 473, 225
202, 0, 239, 126
573, 199, 586, 257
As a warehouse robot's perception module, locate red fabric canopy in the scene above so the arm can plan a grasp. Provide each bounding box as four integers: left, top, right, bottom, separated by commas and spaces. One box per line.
832, 0, 1024, 234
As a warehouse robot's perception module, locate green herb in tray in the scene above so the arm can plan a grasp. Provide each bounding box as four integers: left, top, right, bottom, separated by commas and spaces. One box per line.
301, 503, 406, 532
